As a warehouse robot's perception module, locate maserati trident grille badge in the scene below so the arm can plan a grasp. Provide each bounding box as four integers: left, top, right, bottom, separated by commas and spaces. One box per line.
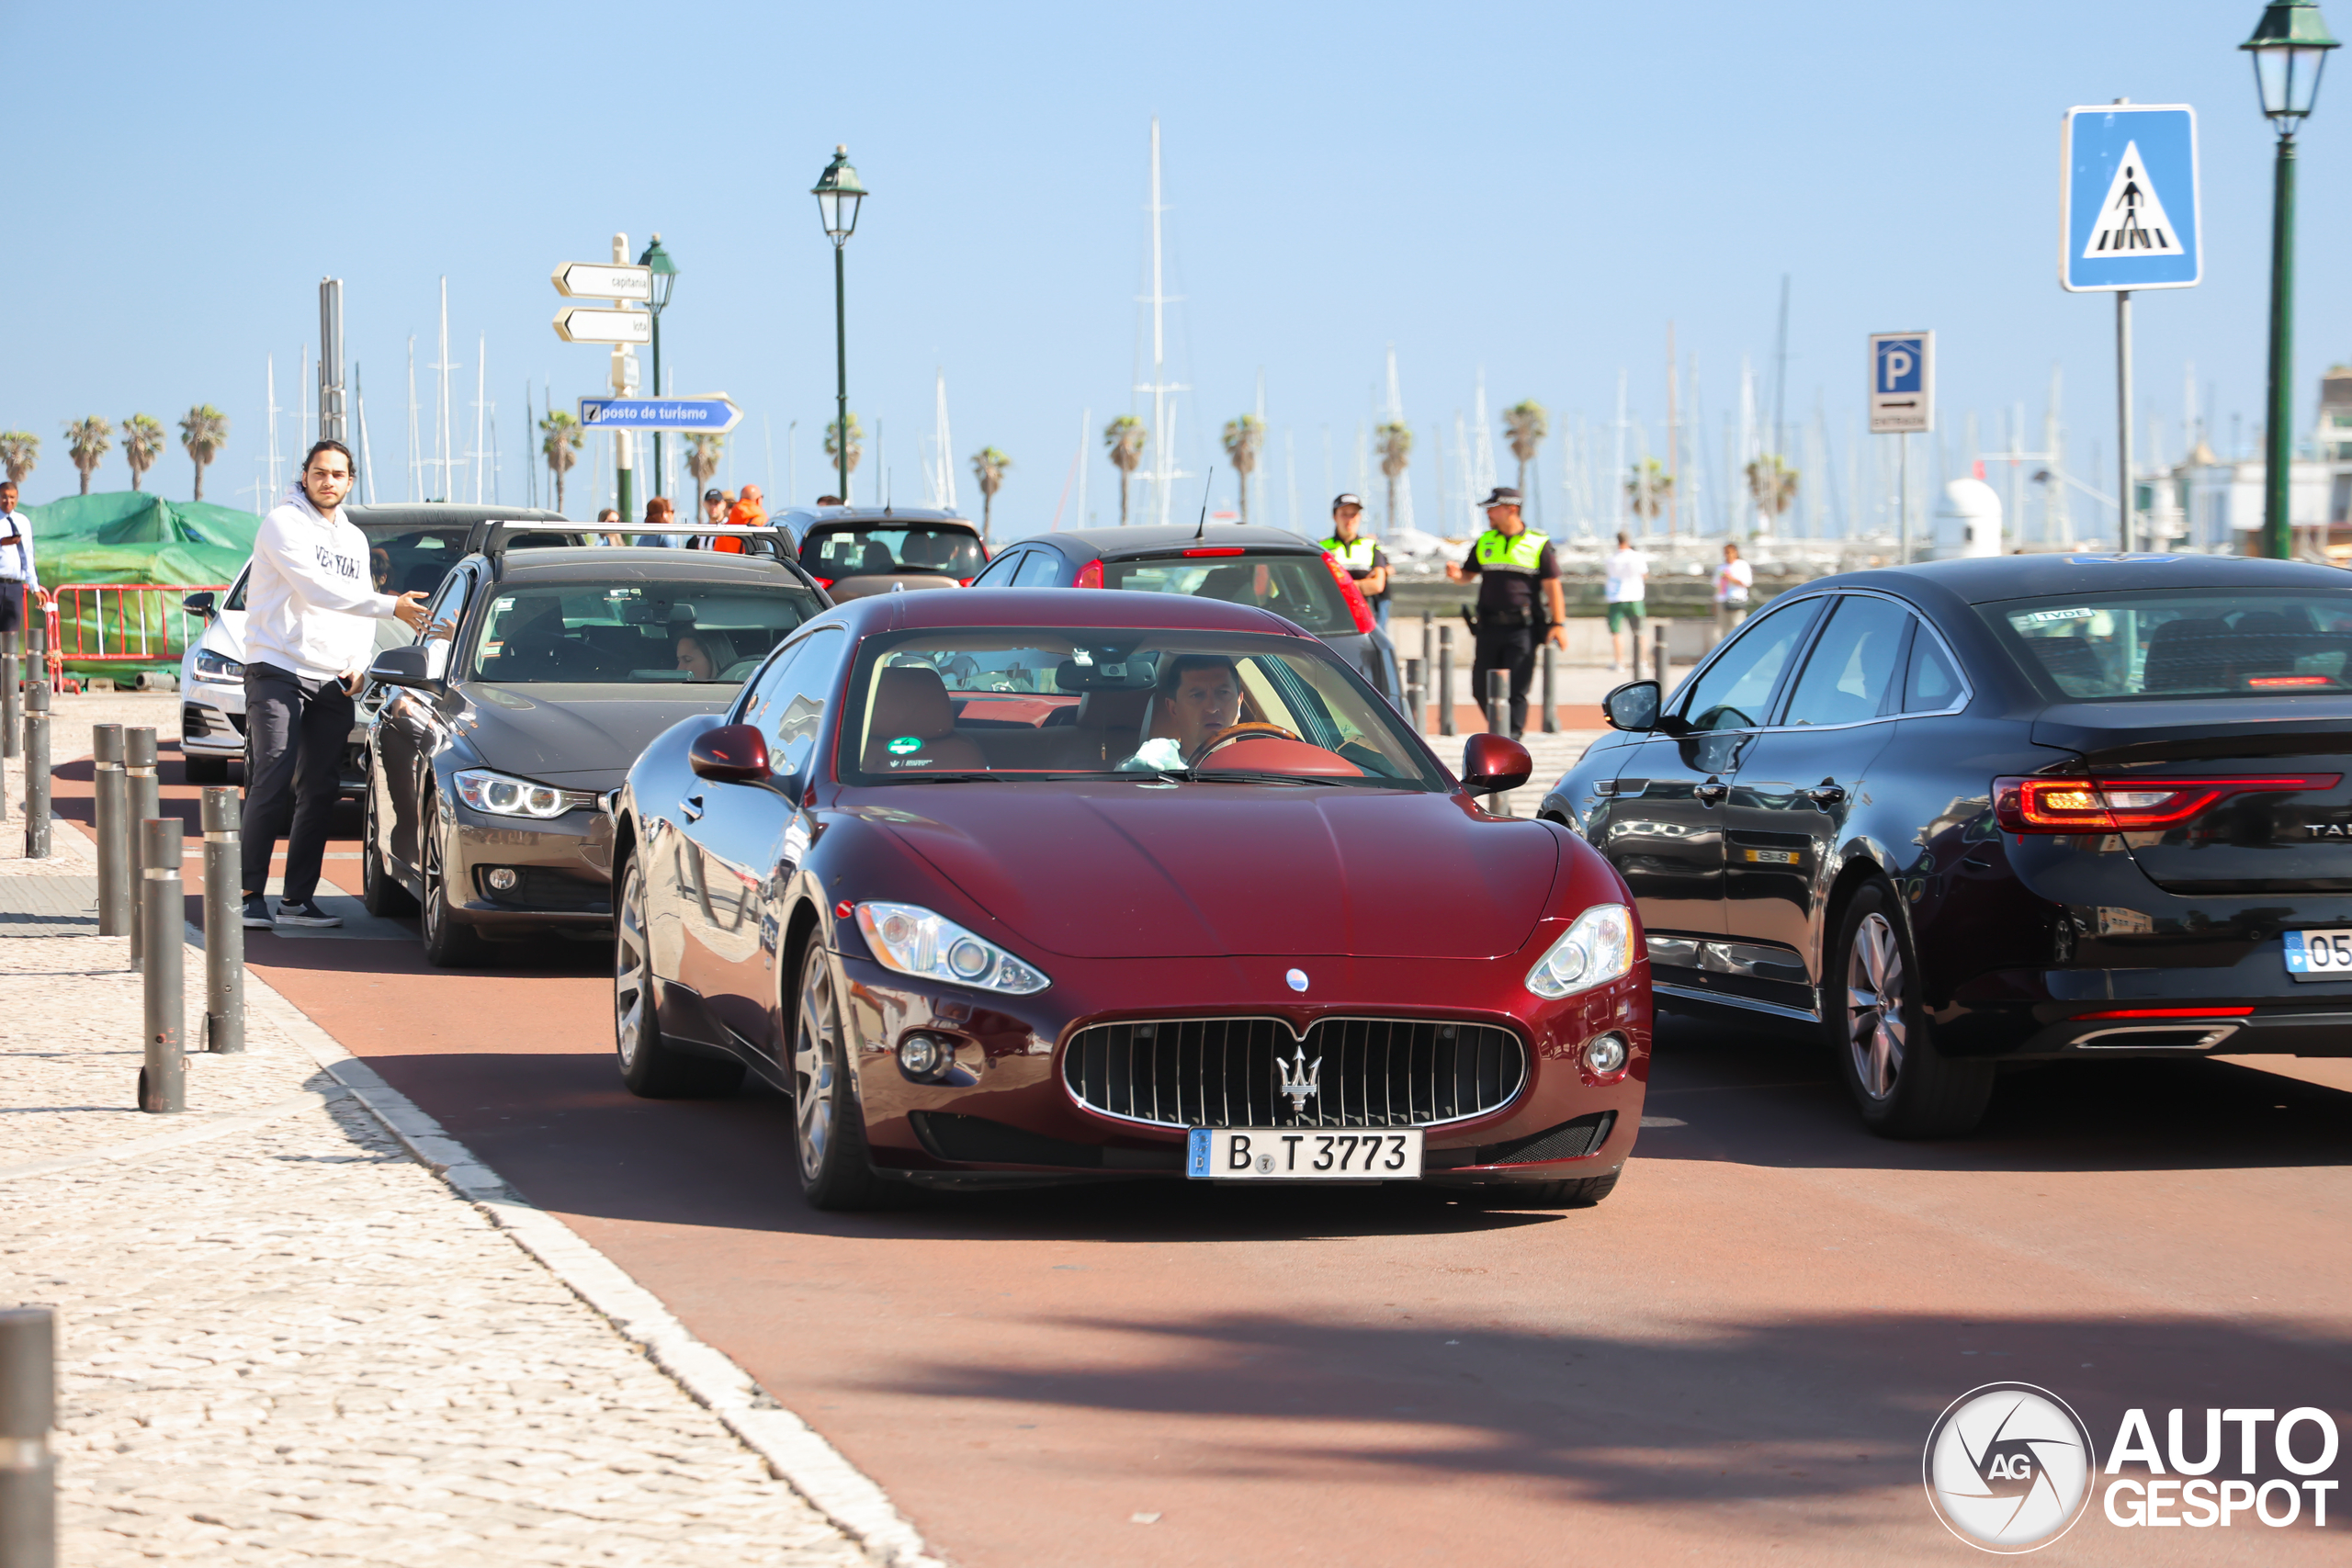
1285, 967, 1309, 992
1277, 1045, 1323, 1114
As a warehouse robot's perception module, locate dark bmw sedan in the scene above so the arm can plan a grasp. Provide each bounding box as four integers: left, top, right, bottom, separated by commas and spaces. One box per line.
1542, 552, 2352, 1137
970, 525, 1400, 701
359, 541, 828, 964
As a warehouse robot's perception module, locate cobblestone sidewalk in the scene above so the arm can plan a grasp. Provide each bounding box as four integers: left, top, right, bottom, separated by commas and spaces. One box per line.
0, 767, 884, 1565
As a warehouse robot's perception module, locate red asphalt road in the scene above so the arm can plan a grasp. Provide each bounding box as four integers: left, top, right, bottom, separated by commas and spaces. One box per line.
60, 750, 2352, 1564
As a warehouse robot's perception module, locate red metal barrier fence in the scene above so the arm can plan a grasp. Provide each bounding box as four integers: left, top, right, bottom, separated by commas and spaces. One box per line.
17, 582, 229, 691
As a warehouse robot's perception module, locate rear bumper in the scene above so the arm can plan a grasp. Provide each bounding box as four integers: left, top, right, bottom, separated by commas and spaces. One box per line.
1942, 963, 2352, 1058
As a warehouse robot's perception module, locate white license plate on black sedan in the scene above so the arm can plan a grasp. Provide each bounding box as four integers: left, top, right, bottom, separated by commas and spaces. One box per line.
1187, 1128, 1423, 1180
2283, 928, 2352, 981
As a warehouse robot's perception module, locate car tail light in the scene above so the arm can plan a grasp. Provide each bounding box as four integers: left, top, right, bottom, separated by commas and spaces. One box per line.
1992, 773, 2341, 832
1074, 558, 1103, 590
957, 578, 974, 586
1321, 551, 1377, 635
2071, 1007, 2254, 1020
2249, 674, 2332, 687
811, 575, 835, 591
1183, 546, 1247, 557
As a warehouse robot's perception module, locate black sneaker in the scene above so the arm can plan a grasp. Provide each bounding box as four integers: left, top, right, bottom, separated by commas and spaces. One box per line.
241, 895, 276, 930
275, 899, 343, 929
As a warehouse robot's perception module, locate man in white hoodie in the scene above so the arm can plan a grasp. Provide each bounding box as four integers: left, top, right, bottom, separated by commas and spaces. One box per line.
241, 441, 428, 928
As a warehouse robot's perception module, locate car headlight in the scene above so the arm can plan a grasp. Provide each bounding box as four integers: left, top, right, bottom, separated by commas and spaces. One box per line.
192, 649, 243, 681
1525, 903, 1635, 999
854, 901, 1050, 996
453, 767, 572, 819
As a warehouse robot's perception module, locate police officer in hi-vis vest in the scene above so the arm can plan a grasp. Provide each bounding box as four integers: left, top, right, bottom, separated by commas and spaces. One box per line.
1318, 492, 1390, 628
1443, 486, 1566, 739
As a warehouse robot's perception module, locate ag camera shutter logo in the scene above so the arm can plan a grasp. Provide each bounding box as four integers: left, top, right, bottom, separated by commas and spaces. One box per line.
1923, 1382, 2095, 1552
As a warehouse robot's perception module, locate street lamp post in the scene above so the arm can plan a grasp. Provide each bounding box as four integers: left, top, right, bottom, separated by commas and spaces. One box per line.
812, 145, 866, 505
639, 234, 678, 502
2245, 1, 2339, 559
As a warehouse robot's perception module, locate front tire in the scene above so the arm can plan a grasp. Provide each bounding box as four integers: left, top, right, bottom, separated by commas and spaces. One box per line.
419, 792, 490, 968
792, 943, 884, 1211
1826, 880, 1994, 1138
613, 855, 742, 1099
361, 777, 417, 918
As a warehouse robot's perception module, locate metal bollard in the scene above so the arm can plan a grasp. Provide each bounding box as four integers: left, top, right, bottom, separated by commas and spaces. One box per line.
1652, 623, 1671, 691
126, 728, 159, 966
1542, 642, 1559, 734
0, 1306, 57, 1568
1437, 627, 1455, 737
200, 786, 244, 1054
1404, 658, 1424, 737
1487, 668, 1510, 737
20, 681, 47, 860
138, 818, 186, 1113
2, 628, 17, 761
93, 725, 130, 937
1419, 611, 1434, 689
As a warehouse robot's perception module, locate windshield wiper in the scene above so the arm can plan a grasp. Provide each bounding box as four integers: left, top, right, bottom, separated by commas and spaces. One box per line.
1158, 769, 1317, 787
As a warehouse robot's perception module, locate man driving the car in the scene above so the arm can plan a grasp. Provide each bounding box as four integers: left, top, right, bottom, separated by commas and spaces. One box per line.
1119, 653, 1246, 771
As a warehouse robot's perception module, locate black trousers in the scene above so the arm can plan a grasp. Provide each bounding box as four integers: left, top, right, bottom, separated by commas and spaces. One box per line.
242, 663, 352, 903
1472, 626, 1537, 738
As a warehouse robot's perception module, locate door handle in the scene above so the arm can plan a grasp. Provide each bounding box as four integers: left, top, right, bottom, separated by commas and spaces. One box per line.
1694, 777, 1727, 807
680, 795, 705, 823
1804, 781, 1847, 809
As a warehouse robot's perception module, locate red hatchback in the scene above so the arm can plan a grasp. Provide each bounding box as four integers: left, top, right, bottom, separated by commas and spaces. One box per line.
607, 589, 1649, 1209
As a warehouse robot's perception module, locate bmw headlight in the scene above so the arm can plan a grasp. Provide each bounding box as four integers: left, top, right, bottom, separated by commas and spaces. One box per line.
1525, 902, 1635, 999
192, 649, 244, 682
453, 767, 572, 819
854, 901, 1050, 996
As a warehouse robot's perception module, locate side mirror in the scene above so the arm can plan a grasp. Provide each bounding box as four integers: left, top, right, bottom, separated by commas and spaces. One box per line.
367, 644, 435, 690
1603, 680, 1662, 733
181, 591, 216, 619
1461, 733, 1532, 795
688, 723, 771, 784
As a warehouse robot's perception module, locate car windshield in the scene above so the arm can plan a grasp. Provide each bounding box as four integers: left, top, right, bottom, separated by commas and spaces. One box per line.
1102, 552, 1354, 635
839, 628, 1442, 788
468, 581, 823, 684
1982, 589, 2352, 700
801, 525, 985, 581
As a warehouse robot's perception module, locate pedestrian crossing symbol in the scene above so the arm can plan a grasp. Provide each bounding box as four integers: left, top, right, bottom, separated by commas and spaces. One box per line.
2061, 104, 2200, 292
2080, 143, 2184, 259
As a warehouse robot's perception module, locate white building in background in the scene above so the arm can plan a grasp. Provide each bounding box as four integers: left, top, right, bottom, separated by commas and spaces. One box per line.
1928, 477, 2003, 558
2164, 366, 2350, 556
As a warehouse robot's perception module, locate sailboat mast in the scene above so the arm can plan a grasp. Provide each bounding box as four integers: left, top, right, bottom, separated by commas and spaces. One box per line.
1150, 118, 1169, 526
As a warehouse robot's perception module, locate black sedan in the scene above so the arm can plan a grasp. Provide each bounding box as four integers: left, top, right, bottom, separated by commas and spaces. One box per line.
970, 525, 1399, 700
1542, 552, 2352, 1137
360, 542, 828, 964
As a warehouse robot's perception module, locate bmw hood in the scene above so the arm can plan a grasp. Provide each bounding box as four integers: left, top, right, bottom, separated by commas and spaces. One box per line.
868, 784, 1559, 960
460, 684, 737, 790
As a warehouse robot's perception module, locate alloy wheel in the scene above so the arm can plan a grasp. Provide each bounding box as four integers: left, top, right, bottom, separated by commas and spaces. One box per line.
423, 825, 447, 944
614, 863, 650, 1070
1846, 910, 1906, 1100
794, 955, 842, 1183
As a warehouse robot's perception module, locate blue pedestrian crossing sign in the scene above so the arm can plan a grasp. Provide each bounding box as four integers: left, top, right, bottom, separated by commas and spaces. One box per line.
2061, 104, 2200, 291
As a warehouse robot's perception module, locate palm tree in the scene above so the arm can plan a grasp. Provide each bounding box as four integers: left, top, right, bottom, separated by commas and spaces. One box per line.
970, 446, 1011, 536
0, 431, 38, 486
120, 414, 166, 492
1219, 415, 1264, 524
1374, 421, 1412, 533
1103, 414, 1146, 525
823, 414, 864, 493
684, 433, 724, 498
1745, 455, 1799, 537
539, 410, 583, 513
64, 417, 112, 496
178, 405, 229, 502
1502, 400, 1549, 496
1624, 457, 1674, 521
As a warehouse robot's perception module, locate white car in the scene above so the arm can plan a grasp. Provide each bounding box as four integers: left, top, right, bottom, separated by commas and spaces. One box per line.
177, 505, 579, 786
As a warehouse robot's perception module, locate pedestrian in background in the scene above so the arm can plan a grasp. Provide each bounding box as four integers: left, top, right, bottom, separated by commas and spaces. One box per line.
637, 496, 681, 547
1713, 540, 1753, 641
1319, 493, 1391, 630
691, 487, 729, 549
1605, 531, 1648, 673
240, 441, 429, 929
1444, 487, 1565, 739
0, 480, 35, 644
595, 506, 627, 547
727, 483, 768, 530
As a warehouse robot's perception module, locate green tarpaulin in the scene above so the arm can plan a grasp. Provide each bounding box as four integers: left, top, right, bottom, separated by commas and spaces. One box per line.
18, 491, 260, 676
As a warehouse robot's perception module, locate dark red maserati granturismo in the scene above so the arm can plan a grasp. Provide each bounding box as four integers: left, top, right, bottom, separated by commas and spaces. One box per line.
607, 588, 1651, 1210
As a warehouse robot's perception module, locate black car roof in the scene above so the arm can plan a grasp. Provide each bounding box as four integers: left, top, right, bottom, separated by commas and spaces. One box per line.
1012, 524, 1325, 558
479, 547, 812, 587
1825, 552, 2351, 607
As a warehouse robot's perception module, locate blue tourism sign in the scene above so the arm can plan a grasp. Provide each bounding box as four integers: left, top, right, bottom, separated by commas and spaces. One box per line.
577, 395, 743, 433
2061, 104, 2200, 292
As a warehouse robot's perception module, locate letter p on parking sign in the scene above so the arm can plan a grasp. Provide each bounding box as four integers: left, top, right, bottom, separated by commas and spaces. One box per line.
1869, 331, 1934, 434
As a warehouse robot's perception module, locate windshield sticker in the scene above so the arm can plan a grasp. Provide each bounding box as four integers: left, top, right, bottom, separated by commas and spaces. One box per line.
2018, 607, 2096, 625
887, 737, 922, 755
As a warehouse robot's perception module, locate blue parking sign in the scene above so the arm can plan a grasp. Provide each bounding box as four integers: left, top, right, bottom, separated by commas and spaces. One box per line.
2062, 105, 2200, 291
1868, 331, 1933, 434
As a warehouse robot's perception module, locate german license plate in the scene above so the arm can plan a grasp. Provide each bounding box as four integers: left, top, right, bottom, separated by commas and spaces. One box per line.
2282, 928, 2352, 981
1187, 1127, 1423, 1180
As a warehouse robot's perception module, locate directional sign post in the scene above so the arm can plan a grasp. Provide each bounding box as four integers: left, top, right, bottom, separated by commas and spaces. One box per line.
577, 395, 742, 434
1870, 332, 1933, 564
552, 306, 651, 345
2062, 104, 2200, 551
551, 262, 653, 302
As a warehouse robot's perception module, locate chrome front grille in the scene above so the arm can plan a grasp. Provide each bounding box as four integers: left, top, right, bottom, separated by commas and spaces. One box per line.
1061, 1017, 1526, 1131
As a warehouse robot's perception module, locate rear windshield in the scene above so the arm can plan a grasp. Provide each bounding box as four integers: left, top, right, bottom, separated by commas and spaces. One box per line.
1982, 589, 2352, 699
468, 581, 823, 684
1103, 552, 1353, 635
802, 525, 985, 581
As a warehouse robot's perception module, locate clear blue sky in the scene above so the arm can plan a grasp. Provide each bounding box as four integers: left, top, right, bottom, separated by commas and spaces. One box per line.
7, 1, 2346, 540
